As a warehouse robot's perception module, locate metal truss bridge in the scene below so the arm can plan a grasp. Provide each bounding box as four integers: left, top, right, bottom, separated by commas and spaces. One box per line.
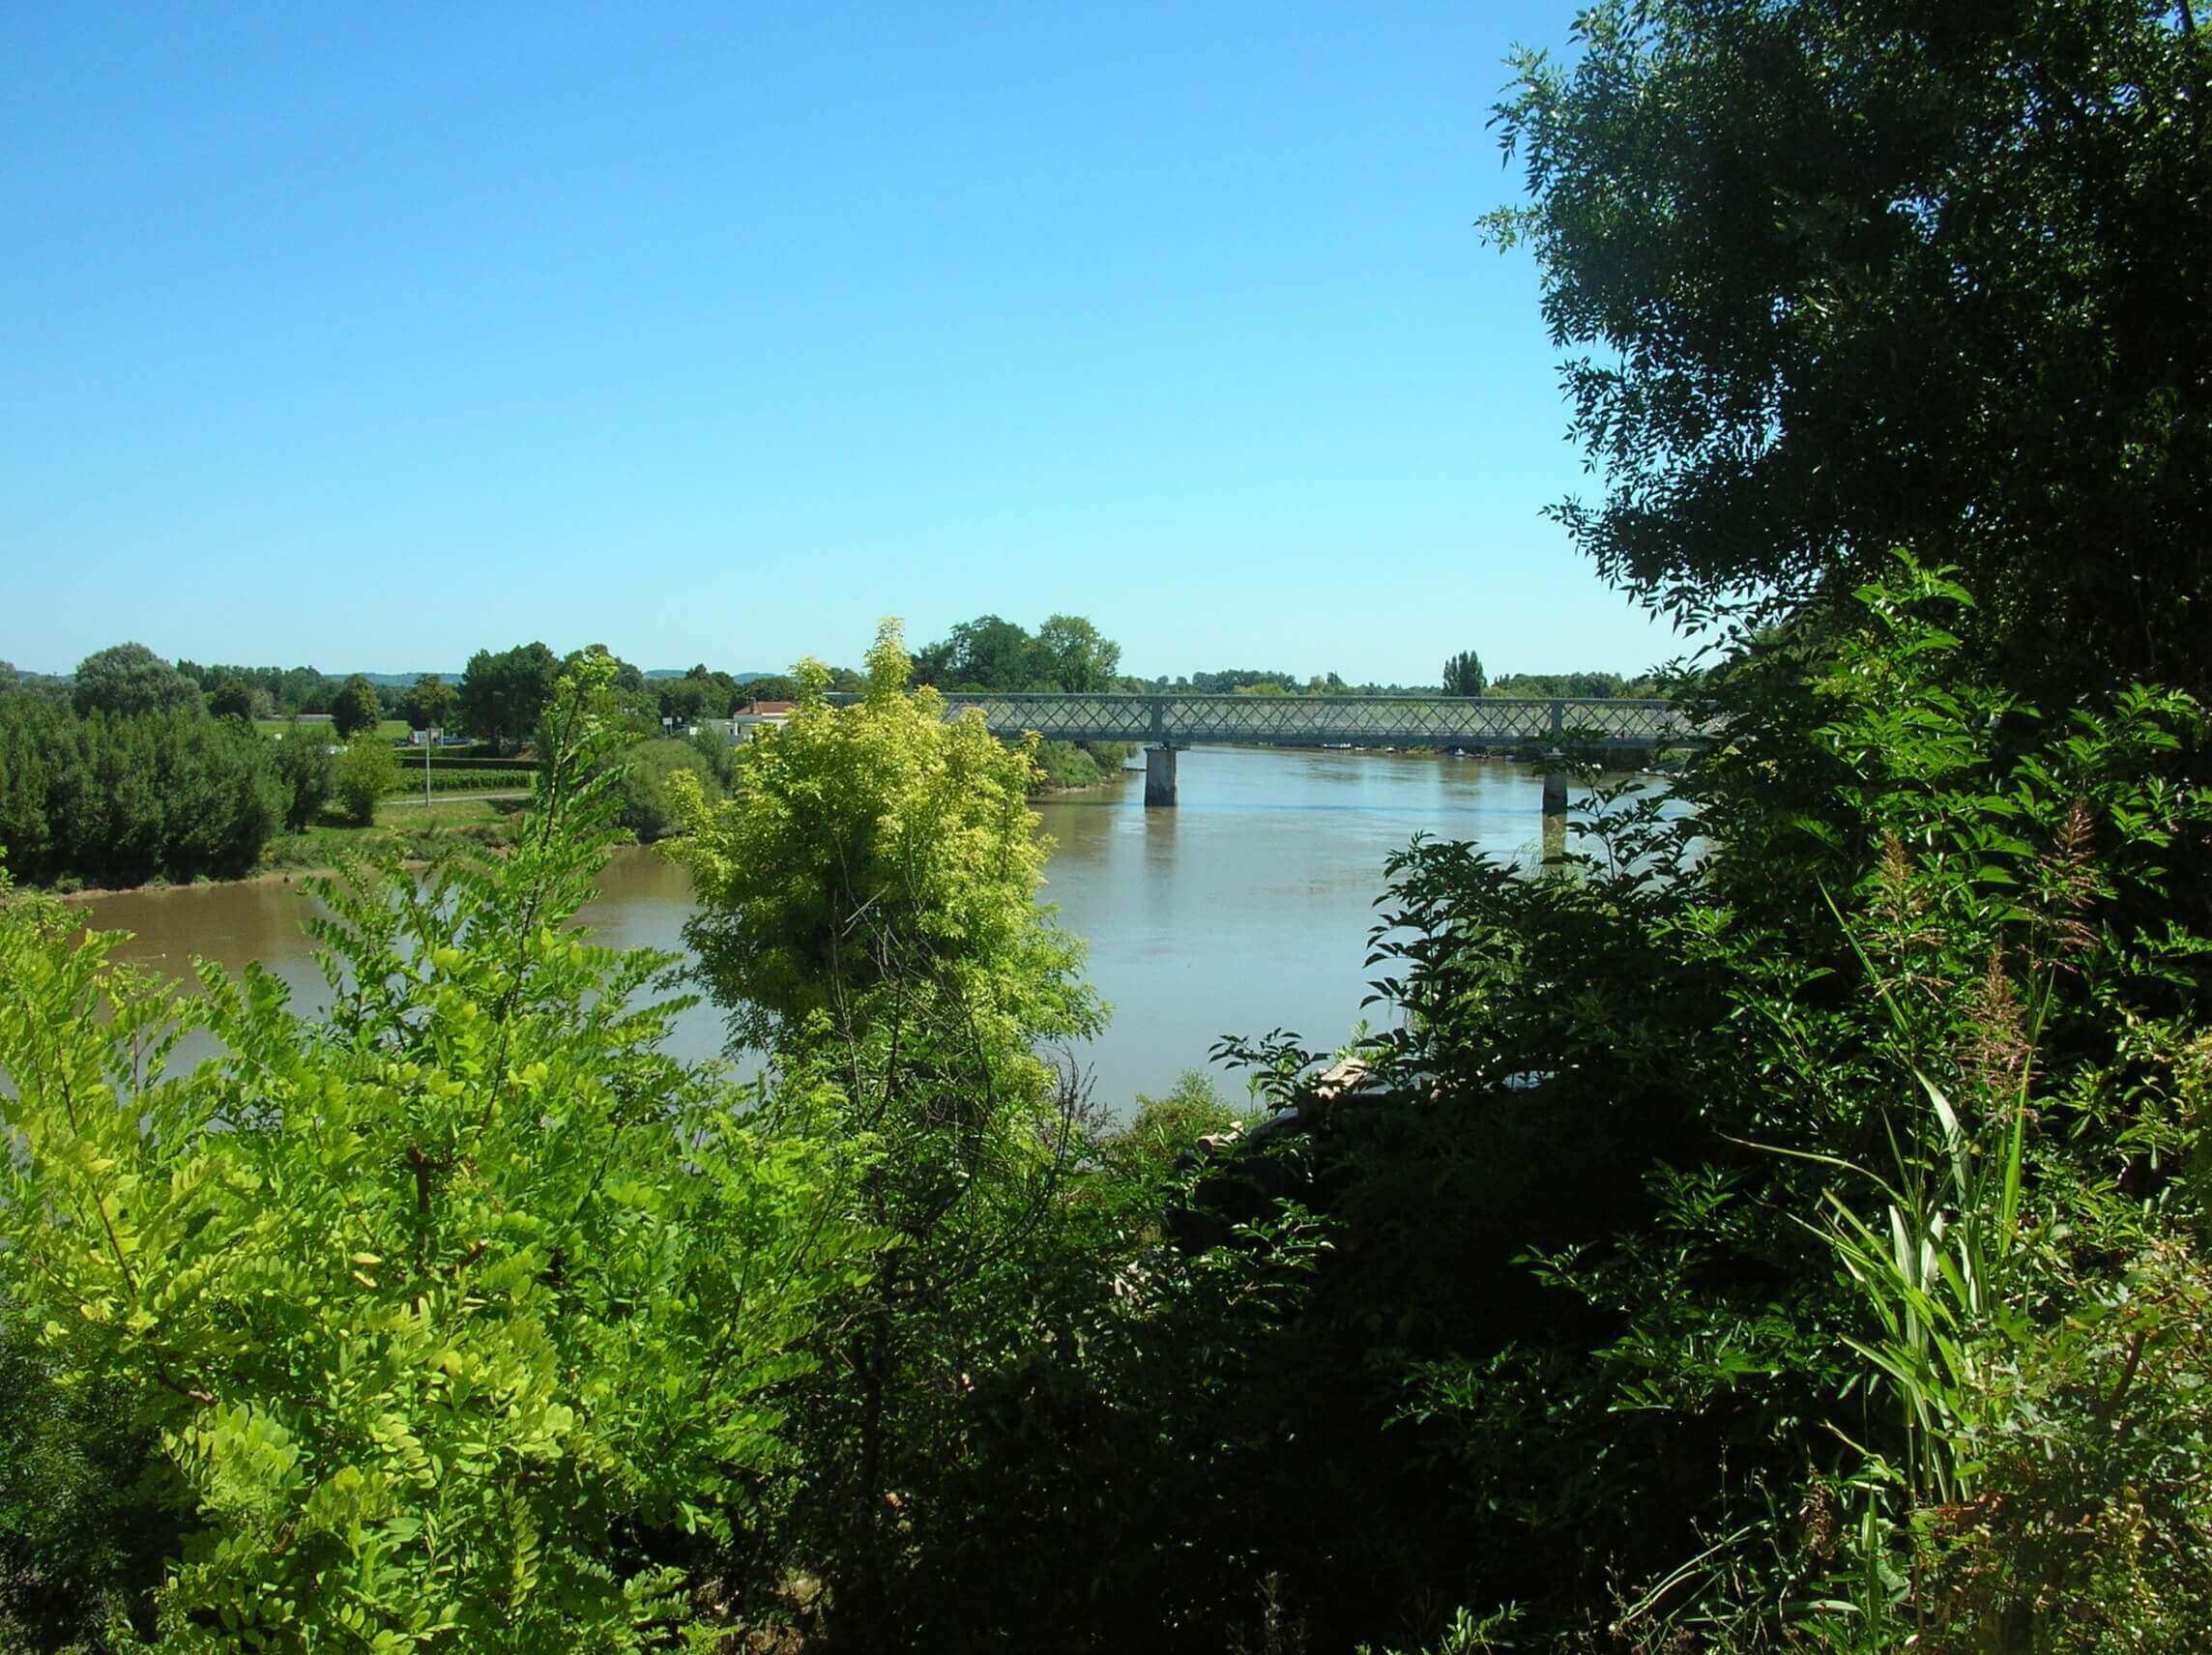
877, 692, 1696, 752
822, 692, 1699, 807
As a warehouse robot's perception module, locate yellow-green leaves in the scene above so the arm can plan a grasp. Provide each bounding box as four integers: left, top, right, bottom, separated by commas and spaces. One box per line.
0, 664, 869, 1651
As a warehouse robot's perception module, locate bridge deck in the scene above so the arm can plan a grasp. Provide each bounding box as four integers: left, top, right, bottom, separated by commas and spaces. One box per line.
824, 692, 1696, 751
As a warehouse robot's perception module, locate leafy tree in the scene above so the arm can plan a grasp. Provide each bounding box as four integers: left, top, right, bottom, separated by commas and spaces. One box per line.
276, 666, 328, 713
400, 671, 457, 733
0, 700, 282, 887
652, 675, 714, 727
741, 673, 801, 704
70, 644, 199, 719
1487, 0, 2212, 697
618, 737, 721, 841
1441, 649, 1485, 697
206, 677, 257, 722
917, 614, 1037, 690
0, 658, 871, 1648
1034, 614, 1121, 693
329, 673, 383, 740
458, 642, 560, 755
271, 729, 335, 831
669, 623, 1102, 1637
332, 732, 399, 824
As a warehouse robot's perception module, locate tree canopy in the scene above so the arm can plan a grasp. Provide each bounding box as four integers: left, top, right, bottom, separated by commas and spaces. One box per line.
71, 644, 200, 719
457, 642, 560, 754
1489, 0, 2212, 695
329, 674, 383, 740
913, 613, 1124, 693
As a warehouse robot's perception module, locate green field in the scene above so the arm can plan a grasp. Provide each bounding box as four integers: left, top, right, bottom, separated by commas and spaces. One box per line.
254, 717, 412, 740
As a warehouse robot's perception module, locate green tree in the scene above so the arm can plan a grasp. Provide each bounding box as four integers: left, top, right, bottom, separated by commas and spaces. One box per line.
669, 623, 1101, 1635
70, 644, 199, 719
917, 614, 1037, 690
1487, 0, 2212, 697
1441, 649, 1485, 697
399, 671, 457, 733
206, 677, 257, 722
618, 737, 721, 842
1033, 614, 1121, 693
332, 732, 399, 824
271, 729, 335, 830
0, 658, 870, 1648
329, 673, 383, 740
458, 642, 560, 754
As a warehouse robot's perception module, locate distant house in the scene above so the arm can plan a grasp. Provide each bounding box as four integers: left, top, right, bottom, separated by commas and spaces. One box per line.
701, 702, 798, 744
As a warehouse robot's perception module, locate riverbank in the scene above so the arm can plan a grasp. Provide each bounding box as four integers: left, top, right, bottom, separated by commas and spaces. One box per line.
47, 794, 534, 902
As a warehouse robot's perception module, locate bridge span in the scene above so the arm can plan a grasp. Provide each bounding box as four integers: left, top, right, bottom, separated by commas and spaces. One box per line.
824, 691, 1698, 807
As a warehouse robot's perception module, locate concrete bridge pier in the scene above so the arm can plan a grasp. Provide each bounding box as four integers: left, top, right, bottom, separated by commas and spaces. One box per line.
1541, 767, 1569, 867
1145, 743, 1179, 807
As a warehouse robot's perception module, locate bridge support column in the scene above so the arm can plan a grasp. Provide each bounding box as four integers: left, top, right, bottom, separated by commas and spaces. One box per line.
1145, 743, 1179, 807
1541, 768, 1569, 867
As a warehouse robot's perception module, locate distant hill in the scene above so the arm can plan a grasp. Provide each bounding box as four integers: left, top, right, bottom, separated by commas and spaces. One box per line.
645, 669, 775, 681
335, 672, 458, 687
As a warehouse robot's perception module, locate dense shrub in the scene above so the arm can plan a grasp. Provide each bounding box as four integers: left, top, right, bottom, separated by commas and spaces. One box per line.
0, 698, 283, 887
1197, 561, 2212, 1650
268, 730, 334, 830
0, 659, 874, 1650
617, 737, 721, 841
331, 733, 400, 825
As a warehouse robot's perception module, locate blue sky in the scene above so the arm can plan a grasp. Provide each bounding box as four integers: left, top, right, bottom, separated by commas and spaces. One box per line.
1, 2, 1679, 683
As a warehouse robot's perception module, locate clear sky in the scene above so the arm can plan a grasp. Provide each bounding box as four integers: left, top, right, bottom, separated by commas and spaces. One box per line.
1, 1, 1681, 684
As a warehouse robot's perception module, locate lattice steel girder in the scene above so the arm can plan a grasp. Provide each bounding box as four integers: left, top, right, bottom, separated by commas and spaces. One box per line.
816, 693, 1704, 750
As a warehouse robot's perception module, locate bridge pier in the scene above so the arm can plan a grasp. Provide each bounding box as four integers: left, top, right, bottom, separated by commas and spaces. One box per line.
1145, 743, 1179, 807
1541, 768, 1569, 867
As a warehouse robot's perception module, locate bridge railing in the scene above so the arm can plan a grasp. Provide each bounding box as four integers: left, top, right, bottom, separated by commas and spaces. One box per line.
819, 692, 1700, 750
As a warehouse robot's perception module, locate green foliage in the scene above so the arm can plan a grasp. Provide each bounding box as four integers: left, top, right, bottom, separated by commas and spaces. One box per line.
458, 642, 560, 755
0, 698, 284, 888
1206, 559, 2212, 1649
205, 679, 259, 722
617, 738, 721, 842
1441, 650, 1485, 698
1486, 0, 2212, 696
328, 674, 383, 740
399, 672, 456, 733
671, 622, 1116, 1638
332, 733, 401, 825
0, 655, 873, 1651
269, 729, 335, 832
1031, 739, 1135, 793
71, 644, 201, 720
913, 612, 1122, 693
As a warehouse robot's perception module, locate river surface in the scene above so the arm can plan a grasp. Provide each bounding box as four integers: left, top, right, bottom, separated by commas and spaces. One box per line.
80, 748, 1642, 1111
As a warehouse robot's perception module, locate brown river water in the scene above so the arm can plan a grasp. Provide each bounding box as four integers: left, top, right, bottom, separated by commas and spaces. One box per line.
79, 747, 1645, 1112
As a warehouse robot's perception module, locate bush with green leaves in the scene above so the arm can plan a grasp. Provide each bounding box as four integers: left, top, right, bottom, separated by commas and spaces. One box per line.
1205, 559, 2212, 1651
618, 737, 722, 842
269, 729, 334, 831
0, 697, 284, 887
331, 732, 401, 825
0, 656, 876, 1651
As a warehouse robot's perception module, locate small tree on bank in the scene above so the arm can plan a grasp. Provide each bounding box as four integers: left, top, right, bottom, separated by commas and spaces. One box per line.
668, 622, 1102, 1638
332, 732, 398, 824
